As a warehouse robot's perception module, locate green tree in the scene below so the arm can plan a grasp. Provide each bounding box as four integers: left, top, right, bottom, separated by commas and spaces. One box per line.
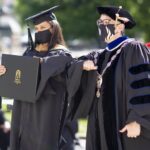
15, 0, 150, 41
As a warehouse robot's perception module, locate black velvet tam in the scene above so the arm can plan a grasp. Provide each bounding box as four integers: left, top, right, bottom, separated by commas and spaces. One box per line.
97, 6, 136, 29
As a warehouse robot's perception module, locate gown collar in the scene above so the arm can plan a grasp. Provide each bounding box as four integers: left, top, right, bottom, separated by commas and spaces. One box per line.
106, 36, 129, 51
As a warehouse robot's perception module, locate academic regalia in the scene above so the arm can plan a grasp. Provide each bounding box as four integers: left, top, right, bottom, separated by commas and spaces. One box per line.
10, 5, 73, 150
67, 36, 150, 150
61, 120, 78, 150
10, 48, 72, 150
0, 109, 5, 127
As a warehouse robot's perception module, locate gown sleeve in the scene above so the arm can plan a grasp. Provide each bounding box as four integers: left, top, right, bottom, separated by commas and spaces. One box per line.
66, 51, 99, 120
35, 52, 72, 101
125, 41, 150, 131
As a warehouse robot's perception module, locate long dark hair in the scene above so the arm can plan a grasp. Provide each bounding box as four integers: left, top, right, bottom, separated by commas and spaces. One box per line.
48, 20, 66, 49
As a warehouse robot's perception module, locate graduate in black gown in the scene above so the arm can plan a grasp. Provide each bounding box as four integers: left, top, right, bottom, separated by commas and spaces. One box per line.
0, 6, 72, 150
67, 6, 150, 150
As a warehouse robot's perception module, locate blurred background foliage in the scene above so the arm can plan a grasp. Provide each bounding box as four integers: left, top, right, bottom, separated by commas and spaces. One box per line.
14, 0, 150, 42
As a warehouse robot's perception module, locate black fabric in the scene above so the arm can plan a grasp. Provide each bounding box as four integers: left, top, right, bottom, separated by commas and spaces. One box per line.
0, 110, 5, 125
10, 49, 72, 150
130, 95, 150, 104
97, 24, 115, 42
0, 129, 10, 150
35, 30, 52, 45
131, 78, 150, 89
100, 50, 120, 150
68, 38, 150, 150
67, 60, 97, 120
129, 64, 150, 74
61, 120, 78, 150
25, 5, 58, 25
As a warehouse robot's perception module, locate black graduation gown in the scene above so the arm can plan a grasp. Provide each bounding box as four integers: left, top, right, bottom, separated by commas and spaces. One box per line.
0, 109, 5, 126
67, 38, 150, 150
61, 120, 78, 150
10, 48, 72, 150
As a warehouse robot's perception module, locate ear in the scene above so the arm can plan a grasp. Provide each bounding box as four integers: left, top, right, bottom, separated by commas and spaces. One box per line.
115, 23, 125, 34
118, 23, 125, 32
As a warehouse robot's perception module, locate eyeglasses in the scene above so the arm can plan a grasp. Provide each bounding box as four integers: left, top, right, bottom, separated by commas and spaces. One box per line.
97, 19, 122, 27
96, 19, 112, 26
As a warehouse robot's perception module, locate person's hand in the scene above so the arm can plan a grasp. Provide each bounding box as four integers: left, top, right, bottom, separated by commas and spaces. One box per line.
83, 60, 97, 71
0, 121, 10, 133
0, 65, 6, 76
3, 121, 10, 133
120, 121, 141, 138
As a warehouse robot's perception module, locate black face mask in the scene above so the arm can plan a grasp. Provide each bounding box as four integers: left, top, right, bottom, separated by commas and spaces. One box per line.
35, 29, 52, 45
98, 24, 115, 43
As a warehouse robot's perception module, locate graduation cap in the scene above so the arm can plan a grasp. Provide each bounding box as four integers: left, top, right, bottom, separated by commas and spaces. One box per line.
97, 6, 136, 29
25, 5, 59, 51
26, 5, 59, 25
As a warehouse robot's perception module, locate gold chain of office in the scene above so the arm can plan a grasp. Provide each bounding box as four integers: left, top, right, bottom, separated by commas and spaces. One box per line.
96, 48, 122, 98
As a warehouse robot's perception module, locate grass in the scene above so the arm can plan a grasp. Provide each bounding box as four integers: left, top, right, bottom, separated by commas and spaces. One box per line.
2, 104, 12, 122
77, 118, 88, 138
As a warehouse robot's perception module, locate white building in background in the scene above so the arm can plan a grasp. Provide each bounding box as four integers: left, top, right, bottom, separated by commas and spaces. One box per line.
1, 0, 14, 6
0, 0, 22, 52
0, 14, 21, 48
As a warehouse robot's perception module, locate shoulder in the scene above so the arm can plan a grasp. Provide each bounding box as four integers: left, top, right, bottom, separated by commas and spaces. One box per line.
124, 39, 146, 50
123, 39, 150, 63
123, 38, 149, 55
49, 45, 72, 57
87, 48, 105, 58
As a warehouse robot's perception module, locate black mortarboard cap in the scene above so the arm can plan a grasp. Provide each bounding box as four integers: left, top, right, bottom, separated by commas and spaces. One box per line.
97, 6, 136, 29
25, 5, 59, 25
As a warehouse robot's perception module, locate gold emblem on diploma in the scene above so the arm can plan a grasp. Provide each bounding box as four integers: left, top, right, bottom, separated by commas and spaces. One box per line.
14, 69, 22, 85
